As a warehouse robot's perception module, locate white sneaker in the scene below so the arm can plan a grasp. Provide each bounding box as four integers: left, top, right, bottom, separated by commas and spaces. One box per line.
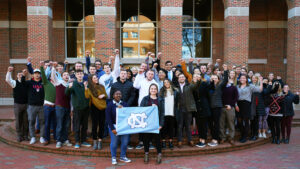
56, 142, 62, 148
40, 137, 46, 144
112, 157, 117, 165
29, 137, 36, 145
63, 140, 72, 147
258, 133, 263, 138
262, 133, 267, 138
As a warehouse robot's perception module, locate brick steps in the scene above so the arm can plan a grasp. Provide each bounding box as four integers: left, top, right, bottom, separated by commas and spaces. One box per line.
0, 121, 270, 158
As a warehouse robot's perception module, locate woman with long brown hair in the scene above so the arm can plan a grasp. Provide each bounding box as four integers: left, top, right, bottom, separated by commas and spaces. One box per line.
84, 74, 107, 150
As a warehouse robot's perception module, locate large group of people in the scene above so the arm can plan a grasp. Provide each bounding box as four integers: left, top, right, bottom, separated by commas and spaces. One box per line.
5, 50, 300, 165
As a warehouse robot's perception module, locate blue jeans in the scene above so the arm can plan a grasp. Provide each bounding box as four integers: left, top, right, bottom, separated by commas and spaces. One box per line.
55, 106, 70, 142
109, 127, 129, 158
44, 105, 56, 141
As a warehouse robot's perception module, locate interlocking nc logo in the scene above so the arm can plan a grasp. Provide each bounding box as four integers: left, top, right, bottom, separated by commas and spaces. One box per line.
127, 113, 148, 129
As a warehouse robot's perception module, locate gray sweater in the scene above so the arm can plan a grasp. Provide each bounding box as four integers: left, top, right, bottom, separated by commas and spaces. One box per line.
237, 84, 261, 102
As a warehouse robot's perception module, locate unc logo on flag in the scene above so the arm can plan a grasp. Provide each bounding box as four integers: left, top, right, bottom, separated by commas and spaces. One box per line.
116, 106, 159, 135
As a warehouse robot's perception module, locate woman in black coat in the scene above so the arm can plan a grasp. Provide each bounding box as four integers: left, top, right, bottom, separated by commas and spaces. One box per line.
159, 79, 179, 150
140, 83, 164, 164
281, 85, 299, 144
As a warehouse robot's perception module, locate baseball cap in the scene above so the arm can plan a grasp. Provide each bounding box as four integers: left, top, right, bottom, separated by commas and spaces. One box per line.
33, 69, 41, 73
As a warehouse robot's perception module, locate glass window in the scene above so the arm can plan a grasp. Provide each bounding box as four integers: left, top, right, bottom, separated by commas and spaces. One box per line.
123, 32, 128, 38
65, 0, 95, 58
120, 0, 157, 58
182, 0, 212, 58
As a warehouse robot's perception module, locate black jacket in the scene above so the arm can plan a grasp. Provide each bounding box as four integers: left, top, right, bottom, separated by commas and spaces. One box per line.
13, 76, 28, 104
251, 84, 272, 118
282, 91, 299, 116
194, 81, 211, 117
140, 95, 165, 127
159, 88, 180, 122
110, 77, 136, 106
26, 79, 44, 106
178, 81, 199, 112
208, 70, 228, 108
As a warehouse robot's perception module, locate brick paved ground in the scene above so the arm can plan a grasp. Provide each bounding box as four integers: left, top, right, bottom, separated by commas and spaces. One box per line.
0, 106, 300, 169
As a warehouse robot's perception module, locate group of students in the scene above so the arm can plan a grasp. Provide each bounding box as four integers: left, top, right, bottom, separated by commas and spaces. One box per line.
5, 50, 299, 165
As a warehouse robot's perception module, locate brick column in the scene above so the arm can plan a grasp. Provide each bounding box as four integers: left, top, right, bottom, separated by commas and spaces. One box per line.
223, 0, 250, 66
159, 0, 183, 65
286, 0, 300, 92
27, 0, 53, 66
94, 0, 116, 62
0, 0, 12, 100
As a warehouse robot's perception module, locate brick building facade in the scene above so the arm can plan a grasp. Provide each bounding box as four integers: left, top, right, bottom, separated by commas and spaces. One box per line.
0, 0, 299, 105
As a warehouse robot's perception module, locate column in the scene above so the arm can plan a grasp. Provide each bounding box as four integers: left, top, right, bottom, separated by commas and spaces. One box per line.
223, 0, 250, 66
27, 0, 53, 65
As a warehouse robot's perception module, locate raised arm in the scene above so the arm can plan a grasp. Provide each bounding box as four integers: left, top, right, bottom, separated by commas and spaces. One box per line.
133, 71, 145, 89
111, 49, 120, 79
50, 65, 60, 86
27, 57, 34, 74
5, 66, 16, 88
220, 64, 229, 88
85, 56, 91, 74
40, 62, 48, 85
180, 59, 192, 83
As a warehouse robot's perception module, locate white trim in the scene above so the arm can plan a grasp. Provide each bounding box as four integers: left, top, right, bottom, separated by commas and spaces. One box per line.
284, 58, 287, 64
248, 59, 267, 64
53, 21, 64, 28
27, 6, 53, 18
121, 58, 147, 64
288, 7, 300, 19
0, 21, 9, 28
161, 7, 182, 16
0, 98, 14, 106
212, 21, 287, 28
183, 58, 212, 64
95, 6, 116, 16
225, 7, 249, 18
65, 57, 95, 64
10, 21, 27, 28
9, 59, 27, 64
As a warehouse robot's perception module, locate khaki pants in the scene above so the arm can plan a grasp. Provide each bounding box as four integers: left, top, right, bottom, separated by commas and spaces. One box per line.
220, 107, 235, 140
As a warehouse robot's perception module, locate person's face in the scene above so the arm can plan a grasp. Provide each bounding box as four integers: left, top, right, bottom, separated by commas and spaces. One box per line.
263, 79, 268, 84
149, 85, 158, 95
89, 67, 96, 75
283, 85, 289, 93
104, 65, 111, 74
33, 72, 40, 80
165, 63, 172, 71
164, 80, 171, 89
57, 64, 63, 72
248, 71, 254, 77
236, 67, 241, 74
120, 71, 127, 80
127, 71, 131, 79
75, 72, 84, 81
252, 76, 258, 84
158, 70, 166, 80
146, 71, 154, 81
141, 63, 147, 70
62, 72, 69, 82
17, 72, 23, 79
178, 74, 186, 83
85, 50, 90, 56
239, 76, 247, 85
211, 75, 219, 84
132, 69, 138, 75
213, 68, 219, 75
241, 69, 247, 75
175, 70, 181, 77
172, 67, 176, 72
229, 71, 236, 79
194, 68, 201, 75
268, 73, 274, 81
22, 69, 28, 76
92, 75, 98, 84
200, 66, 207, 74
95, 61, 102, 69
192, 74, 199, 83
113, 91, 122, 102
75, 63, 83, 71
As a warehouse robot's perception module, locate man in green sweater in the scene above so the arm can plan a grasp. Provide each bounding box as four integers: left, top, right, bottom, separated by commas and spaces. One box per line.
40, 61, 56, 145
65, 70, 91, 149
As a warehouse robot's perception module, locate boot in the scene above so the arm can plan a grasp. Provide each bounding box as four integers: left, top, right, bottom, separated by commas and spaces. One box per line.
156, 153, 162, 164
97, 140, 102, 150
144, 153, 149, 164
169, 141, 174, 150
93, 140, 98, 150
276, 137, 280, 144
272, 137, 276, 144
280, 137, 285, 143
162, 141, 166, 149
285, 137, 290, 144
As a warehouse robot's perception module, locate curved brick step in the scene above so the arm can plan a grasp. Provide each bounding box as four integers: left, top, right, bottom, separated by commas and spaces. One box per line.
0, 122, 271, 158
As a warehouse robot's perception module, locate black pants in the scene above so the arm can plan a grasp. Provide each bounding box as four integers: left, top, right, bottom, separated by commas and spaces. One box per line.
161, 116, 176, 140
195, 114, 208, 140
237, 101, 251, 139
91, 104, 105, 140
269, 116, 282, 139
209, 107, 222, 141
142, 133, 161, 154
73, 108, 89, 143
250, 116, 258, 137
177, 109, 193, 142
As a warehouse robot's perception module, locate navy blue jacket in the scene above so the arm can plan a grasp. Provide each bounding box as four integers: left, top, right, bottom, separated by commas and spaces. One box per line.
105, 100, 128, 130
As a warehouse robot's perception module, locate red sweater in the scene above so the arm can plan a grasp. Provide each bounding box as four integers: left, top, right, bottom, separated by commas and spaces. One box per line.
55, 84, 70, 109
